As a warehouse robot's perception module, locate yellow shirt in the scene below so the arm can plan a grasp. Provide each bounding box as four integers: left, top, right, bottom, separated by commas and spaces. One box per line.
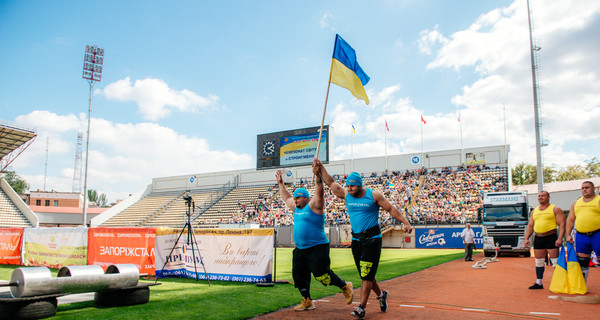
574, 195, 600, 233
533, 204, 557, 234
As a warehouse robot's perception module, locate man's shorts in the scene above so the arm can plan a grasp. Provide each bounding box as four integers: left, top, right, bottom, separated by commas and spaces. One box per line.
351, 237, 382, 281
533, 233, 558, 250
575, 230, 600, 256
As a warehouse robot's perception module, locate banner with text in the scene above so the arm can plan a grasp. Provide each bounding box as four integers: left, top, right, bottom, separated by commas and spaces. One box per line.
155, 228, 273, 283
0, 228, 23, 265
23, 226, 87, 268
87, 227, 156, 275
415, 227, 483, 249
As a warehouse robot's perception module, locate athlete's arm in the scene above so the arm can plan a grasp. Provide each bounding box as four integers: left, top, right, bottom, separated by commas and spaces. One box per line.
309, 171, 325, 214
372, 190, 412, 234
276, 170, 295, 211
565, 202, 576, 243
523, 211, 535, 248
313, 158, 347, 199
554, 206, 566, 247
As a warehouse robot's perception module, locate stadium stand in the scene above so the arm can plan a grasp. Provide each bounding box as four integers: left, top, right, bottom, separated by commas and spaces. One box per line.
0, 186, 33, 227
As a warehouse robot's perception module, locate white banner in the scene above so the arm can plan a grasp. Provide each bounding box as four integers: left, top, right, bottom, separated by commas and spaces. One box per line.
155, 228, 273, 283
23, 226, 88, 268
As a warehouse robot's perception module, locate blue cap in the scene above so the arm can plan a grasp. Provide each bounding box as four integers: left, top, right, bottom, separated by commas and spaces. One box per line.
293, 188, 310, 198
346, 172, 363, 186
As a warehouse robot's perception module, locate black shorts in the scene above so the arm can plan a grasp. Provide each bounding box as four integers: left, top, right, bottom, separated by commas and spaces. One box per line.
292, 243, 332, 289
533, 232, 558, 250
351, 237, 382, 281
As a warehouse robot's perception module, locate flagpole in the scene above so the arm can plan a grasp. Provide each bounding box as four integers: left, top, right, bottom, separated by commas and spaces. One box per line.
384, 120, 388, 172
313, 58, 335, 183
421, 118, 424, 167
351, 125, 354, 171
459, 110, 463, 165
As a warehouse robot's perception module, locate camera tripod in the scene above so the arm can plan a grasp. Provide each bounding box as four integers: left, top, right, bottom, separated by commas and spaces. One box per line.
156, 194, 210, 286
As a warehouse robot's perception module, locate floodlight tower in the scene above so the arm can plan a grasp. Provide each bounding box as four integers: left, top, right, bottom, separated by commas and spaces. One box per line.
527, 0, 544, 193
82, 45, 104, 226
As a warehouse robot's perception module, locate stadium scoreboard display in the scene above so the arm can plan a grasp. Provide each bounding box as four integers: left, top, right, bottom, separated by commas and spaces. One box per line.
257, 126, 330, 169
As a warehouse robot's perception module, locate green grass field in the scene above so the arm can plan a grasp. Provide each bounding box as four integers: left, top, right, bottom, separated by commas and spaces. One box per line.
0, 248, 465, 320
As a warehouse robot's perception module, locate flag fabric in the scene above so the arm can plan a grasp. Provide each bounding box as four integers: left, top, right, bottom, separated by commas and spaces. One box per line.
549, 245, 569, 293
566, 242, 588, 294
457, 111, 461, 122
421, 114, 427, 124
385, 120, 389, 131
330, 34, 370, 105
352, 124, 356, 134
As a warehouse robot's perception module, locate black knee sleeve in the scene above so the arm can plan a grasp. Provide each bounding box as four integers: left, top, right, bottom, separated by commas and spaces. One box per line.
535, 266, 545, 279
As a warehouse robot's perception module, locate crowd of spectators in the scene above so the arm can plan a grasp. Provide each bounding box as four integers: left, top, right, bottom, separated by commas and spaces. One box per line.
218, 165, 507, 227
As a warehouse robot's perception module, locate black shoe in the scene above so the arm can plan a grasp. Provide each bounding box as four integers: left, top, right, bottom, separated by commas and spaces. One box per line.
529, 283, 543, 290
351, 305, 366, 319
377, 290, 388, 312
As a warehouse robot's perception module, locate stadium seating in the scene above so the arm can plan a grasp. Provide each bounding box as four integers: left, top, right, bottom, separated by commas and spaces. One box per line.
0, 188, 33, 227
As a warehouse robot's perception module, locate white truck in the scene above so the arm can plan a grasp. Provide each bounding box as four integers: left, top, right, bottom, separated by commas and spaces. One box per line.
480, 191, 531, 257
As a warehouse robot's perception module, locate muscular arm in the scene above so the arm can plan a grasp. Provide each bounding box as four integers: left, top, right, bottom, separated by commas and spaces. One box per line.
372, 190, 413, 233
566, 202, 576, 243
554, 206, 566, 246
309, 171, 325, 214
313, 158, 347, 199
523, 214, 535, 248
276, 170, 295, 211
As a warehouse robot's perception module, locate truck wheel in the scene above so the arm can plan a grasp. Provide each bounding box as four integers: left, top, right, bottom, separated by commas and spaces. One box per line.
94, 287, 149, 307
523, 252, 531, 257
0, 299, 57, 320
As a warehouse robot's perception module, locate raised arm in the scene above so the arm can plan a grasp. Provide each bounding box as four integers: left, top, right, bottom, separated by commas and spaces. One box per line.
372, 190, 413, 234
309, 170, 325, 214
276, 170, 295, 211
313, 158, 347, 199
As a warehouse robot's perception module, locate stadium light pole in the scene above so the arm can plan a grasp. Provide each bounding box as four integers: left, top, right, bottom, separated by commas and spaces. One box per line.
81, 45, 104, 226
527, 0, 544, 193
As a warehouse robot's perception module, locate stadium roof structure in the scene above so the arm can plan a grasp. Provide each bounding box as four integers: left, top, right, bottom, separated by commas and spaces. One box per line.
0, 121, 37, 173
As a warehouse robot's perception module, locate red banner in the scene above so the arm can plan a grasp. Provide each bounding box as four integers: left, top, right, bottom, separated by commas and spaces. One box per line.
0, 228, 23, 265
87, 227, 156, 275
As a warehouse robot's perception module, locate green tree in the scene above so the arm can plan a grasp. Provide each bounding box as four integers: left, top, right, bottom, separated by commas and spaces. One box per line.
87, 189, 108, 207
585, 157, 600, 177
512, 162, 537, 185
511, 163, 556, 185
556, 164, 587, 181
1, 171, 29, 193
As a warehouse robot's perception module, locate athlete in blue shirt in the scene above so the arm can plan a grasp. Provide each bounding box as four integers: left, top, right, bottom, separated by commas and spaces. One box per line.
313, 159, 413, 319
276, 170, 354, 312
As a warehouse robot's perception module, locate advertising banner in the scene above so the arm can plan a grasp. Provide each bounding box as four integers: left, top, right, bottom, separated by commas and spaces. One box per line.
87, 227, 156, 275
155, 228, 273, 283
415, 227, 483, 249
23, 226, 87, 268
0, 228, 23, 265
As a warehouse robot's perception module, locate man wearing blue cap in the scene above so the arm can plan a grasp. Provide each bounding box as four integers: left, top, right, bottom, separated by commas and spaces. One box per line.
313, 159, 413, 319
276, 170, 354, 312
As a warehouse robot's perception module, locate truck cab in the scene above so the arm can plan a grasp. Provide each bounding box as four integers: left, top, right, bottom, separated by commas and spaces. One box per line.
480, 191, 530, 257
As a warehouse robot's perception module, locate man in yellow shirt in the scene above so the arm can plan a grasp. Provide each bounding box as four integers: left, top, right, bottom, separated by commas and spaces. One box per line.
524, 191, 565, 289
566, 181, 600, 283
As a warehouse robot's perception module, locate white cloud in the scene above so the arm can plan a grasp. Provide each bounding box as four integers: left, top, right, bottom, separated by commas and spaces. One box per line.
320, 12, 333, 29
418, 25, 448, 55
14, 110, 253, 203
99, 77, 219, 121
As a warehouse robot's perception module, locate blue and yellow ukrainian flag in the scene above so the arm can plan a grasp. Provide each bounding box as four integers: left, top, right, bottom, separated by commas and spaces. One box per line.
330, 34, 370, 105
352, 124, 356, 134
549, 245, 569, 293
566, 242, 588, 294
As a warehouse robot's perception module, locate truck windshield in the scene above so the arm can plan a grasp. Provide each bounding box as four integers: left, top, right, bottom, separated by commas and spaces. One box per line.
483, 206, 528, 222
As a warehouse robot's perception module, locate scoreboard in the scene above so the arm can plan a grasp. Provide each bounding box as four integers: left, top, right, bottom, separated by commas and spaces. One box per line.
257, 126, 330, 169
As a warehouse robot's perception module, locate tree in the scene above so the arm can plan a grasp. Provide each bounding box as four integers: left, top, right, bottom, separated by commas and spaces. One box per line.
87, 189, 108, 207
556, 164, 587, 181
1, 171, 29, 194
512, 163, 537, 185
585, 157, 600, 177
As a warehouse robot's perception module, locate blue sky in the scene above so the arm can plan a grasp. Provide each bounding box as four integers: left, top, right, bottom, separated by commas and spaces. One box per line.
1, 0, 600, 203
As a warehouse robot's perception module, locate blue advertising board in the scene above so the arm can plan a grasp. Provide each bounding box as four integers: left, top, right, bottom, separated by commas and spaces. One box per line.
415, 227, 483, 249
